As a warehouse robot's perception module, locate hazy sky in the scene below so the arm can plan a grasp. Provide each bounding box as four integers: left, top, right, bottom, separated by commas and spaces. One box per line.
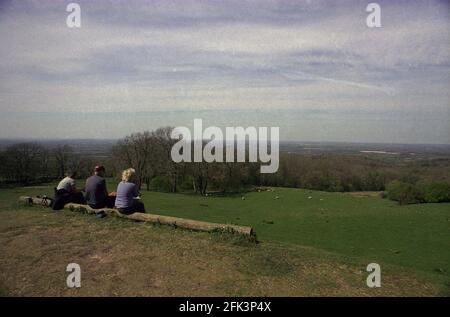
0, 0, 449, 143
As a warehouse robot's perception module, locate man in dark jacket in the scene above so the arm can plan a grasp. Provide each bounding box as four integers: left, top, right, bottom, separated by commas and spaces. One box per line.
85, 165, 115, 209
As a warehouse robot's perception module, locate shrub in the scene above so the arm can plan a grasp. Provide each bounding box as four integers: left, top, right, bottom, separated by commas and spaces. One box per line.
422, 182, 450, 203
178, 176, 194, 191
386, 180, 424, 205
149, 176, 172, 192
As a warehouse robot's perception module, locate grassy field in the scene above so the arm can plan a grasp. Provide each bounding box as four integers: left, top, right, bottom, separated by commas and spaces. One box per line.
0, 181, 449, 296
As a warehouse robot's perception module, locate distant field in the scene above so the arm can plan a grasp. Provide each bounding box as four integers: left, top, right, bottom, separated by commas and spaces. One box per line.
0, 181, 449, 295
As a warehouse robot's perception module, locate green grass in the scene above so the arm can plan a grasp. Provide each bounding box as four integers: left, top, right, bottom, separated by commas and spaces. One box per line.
2, 180, 449, 292
141, 189, 449, 280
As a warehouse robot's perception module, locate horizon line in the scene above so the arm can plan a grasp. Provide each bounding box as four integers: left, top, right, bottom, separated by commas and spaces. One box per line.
0, 137, 449, 147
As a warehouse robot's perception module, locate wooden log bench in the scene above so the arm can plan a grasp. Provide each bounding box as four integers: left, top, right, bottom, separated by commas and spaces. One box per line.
18, 196, 253, 236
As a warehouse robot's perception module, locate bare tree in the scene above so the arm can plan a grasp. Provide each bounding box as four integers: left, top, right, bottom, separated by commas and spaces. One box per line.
53, 145, 74, 178
153, 127, 179, 192
191, 161, 209, 195
112, 131, 158, 189
2, 143, 43, 184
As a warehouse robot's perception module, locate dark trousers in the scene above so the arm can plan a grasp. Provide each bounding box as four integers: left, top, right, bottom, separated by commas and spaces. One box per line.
89, 196, 116, 209
118, 200, 146, 215
52, 189, 85, 210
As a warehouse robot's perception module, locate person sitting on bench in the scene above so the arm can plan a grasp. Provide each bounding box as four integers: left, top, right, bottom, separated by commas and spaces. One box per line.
115, 168, 145, 215
85, 165, 116, 209
52, 171, 85, 210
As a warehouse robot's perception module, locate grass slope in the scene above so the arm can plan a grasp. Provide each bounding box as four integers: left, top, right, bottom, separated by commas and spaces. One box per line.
0, 181, 448, 295
138, 188, 450, 280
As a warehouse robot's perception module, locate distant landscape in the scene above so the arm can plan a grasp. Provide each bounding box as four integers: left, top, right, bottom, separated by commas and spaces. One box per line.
2, 136, 449, 194
2, 139, 450, 157
0, 134, 449, 296
1, 0, 449, 298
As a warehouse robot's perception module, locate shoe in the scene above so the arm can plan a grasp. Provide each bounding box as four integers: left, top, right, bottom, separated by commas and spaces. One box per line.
96, 211, 107, 219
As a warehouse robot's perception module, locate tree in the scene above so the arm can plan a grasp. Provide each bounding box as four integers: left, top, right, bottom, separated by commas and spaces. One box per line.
112, 129, 173, 190
152, 127, 180, 192
53, 145, 75, 178
2, 143, 43, 184
386, 180, 424, 205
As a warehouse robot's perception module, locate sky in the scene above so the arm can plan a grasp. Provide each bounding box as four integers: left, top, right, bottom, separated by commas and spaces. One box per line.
0, 0, 449, 143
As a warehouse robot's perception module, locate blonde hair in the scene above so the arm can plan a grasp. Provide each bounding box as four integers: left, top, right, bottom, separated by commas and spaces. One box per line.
122, 168, 136, 182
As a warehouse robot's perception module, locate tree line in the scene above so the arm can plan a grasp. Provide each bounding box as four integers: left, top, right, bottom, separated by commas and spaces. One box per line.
1, 127, 450, 203
0, 143, 97, 185
110, 128, 450, 199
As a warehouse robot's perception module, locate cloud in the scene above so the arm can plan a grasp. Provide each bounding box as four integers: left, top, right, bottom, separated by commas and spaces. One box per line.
0, 0, 449, 143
